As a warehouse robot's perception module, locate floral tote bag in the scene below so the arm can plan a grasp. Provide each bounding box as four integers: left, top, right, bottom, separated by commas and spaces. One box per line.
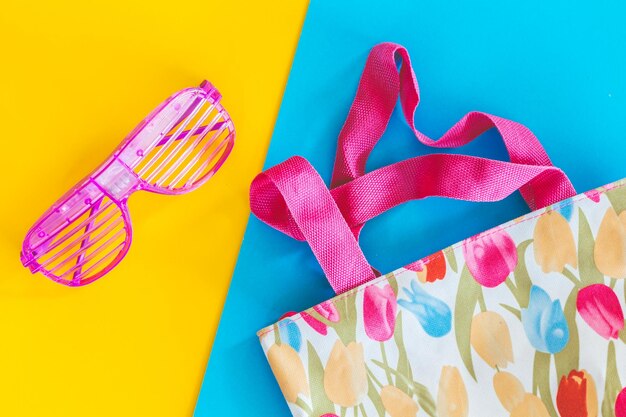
249, 42, 626, 417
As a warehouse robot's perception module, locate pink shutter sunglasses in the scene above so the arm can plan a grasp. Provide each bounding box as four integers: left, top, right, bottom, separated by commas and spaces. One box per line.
20, 81, 235, 286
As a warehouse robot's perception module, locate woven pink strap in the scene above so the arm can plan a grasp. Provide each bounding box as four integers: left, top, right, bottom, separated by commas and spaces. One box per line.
332, 42, 574, 211
250, 42, 577, 294
251, 155, 572, 293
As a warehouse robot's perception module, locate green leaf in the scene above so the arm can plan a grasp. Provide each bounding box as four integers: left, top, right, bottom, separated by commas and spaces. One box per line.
370, 360, 436, 417
606, 185, 626, 214
578, 209, 604, 285
454, 266, 480, 380
387, 272, 399, 296
532, 351, 558, 417
413, 382, 437, 417
602, 341, 622, 417
555, 287, 580, 380
307, 342, 334, 415
500, 303, 522, 321
445, 249, 458, 273
366, 373, 386, 417
393, 312, 413, 396
512, 240, 533, 308
273, 323, 282, 345
334, 294, 359, 345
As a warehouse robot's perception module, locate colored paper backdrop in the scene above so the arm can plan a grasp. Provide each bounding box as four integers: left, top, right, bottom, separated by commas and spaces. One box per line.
195, 0, 626, 415
0, 1, 307, 416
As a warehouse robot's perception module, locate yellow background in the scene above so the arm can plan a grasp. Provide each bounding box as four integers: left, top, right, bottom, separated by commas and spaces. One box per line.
0, 1, 308, 415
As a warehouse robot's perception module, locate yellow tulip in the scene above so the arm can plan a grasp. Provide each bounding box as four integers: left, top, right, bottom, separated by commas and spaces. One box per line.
493, 371, 525, 412
380, 385, 419, 417
582, 370, 599, 417
437, 366, 469, 417
594, 207, 626, 279
266, 343, 309, 403
470, 311, 514, 368
510, 393, 550, 417
323, 340, 368, 407
533, 211, 577, 273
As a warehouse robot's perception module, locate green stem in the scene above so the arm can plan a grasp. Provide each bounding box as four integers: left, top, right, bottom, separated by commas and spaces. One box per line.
359, 404, 368, 417
372, 360, 417, 391
562, 267, 581, 286
504, 278, 517, 297
610, 278, 618, 289
295, 397, 313, 416
367, 368, 384, 389
380, 342, 392, 384
478, 288, 487, 312
371, 360, 437, 417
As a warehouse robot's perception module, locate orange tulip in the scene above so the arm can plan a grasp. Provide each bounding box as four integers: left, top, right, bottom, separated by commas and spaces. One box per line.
437, 366, 468, 417
470, 311, 514, 368
323, 340, 368, 407
594, 207, 626, 279
266, 343, 309, 403
380, 385, 419, 417
533, 211, 577, 273
556, 370, 598, 417
493, 371, 525, 412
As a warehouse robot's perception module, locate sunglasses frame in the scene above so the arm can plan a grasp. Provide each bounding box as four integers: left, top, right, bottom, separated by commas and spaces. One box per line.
21, 81, 235, 286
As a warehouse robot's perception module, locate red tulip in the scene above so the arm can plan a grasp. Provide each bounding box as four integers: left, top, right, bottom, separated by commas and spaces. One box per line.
577, 284, 625, 339
463, 227, 518, 288
406, 251, 447, 283
616, 387, 626, 417
556, 370, 598, 417
363, 284, 397, 341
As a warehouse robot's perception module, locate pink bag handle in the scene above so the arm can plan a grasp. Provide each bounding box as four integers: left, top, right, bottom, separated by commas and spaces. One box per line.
332, 42, 572, 211
250, 42, 577, 294
251, 155, 573, 293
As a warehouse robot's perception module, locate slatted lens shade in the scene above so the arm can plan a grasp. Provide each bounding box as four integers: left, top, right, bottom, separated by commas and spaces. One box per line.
21, 82, 234, 286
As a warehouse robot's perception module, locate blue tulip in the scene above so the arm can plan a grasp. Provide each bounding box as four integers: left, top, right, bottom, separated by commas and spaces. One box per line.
278, 318, 302, 352
521, 285, 569, 353
556, 202, 573, 221
398, 280, 451, 337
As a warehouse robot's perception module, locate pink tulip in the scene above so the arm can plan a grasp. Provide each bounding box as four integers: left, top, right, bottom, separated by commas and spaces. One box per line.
314, 300, 340, 323
585, 189, 601, 203
300, 311, 328, 335
363, 284, 397, 341
577, 284, 625, 339
279, 311, 297, 320
617, 387, 626, 417
463, 227, 518, 288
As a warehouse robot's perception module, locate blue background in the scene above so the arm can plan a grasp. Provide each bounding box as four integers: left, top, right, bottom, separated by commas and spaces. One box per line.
195, 0, 626, 415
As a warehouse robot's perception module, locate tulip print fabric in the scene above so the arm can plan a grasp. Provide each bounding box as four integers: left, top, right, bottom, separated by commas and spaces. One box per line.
258, 180, 626, 417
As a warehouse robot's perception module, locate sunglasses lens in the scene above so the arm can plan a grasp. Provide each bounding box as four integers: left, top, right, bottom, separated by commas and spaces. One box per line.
23, 184, 130, 286
127, 89, 234, 192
